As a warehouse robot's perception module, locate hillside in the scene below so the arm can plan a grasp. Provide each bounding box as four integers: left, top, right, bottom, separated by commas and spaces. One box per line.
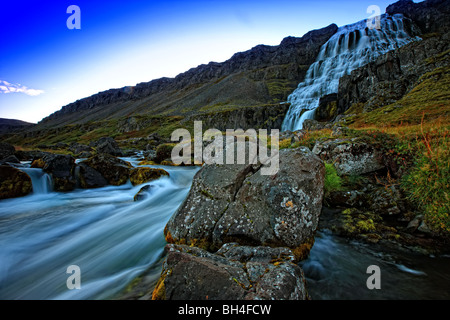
0, 118, 35, 134
35, 24, 338, 129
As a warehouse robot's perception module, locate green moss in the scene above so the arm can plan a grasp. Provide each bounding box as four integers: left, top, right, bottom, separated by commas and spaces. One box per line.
266, 79, 292, 101
155, 143, 177, 163
129, 167, 169, 186
324, 163, 343, 195
279, 138, 292, 150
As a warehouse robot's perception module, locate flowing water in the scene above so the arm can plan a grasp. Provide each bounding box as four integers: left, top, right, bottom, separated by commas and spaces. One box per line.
0, 159, 199, 300
301, 231, 450, 300
282, 14, 421, 131
1, 159, 449, 300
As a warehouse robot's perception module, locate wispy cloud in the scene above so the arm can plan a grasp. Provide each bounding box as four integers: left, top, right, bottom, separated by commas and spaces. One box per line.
0, 80, 44, 96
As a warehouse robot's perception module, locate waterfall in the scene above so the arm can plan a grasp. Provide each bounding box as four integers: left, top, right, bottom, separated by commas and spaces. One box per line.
282, 14, 421, 132
20, 168, 53, 194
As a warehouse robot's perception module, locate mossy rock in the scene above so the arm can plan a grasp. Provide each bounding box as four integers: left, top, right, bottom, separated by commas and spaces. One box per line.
30, 153, 77, 192
0, 166, 32, 199
82, 153, 132, 186
155, 143, 177, 163
129, 167, 169, 186
137, 160, 157, 166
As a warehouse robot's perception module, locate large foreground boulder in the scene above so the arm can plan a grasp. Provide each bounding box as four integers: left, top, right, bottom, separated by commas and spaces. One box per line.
164, 147, 325, 259
31, 153, 76, 191
152, 243, 308, 300
0, 165, 32, 199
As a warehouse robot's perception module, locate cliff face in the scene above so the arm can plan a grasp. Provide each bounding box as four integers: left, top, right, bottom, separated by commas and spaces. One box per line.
336, 0, 450, 115
386, 0, 450, 34
37, 24, 338, 129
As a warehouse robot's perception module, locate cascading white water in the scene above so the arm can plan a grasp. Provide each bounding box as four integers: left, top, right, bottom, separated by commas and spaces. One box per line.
19, 167, 53, 194
282, 14, 421, 131
0, 160, 199, 300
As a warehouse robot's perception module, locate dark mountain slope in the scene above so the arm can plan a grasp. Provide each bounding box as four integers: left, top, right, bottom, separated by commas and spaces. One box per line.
36, 24, 338, 129
0, 118, 35, 134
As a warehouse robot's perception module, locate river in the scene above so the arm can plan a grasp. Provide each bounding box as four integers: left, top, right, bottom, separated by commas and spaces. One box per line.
301, 231, 450, 300
0, 158, 448, 300
0, 158, 199, 300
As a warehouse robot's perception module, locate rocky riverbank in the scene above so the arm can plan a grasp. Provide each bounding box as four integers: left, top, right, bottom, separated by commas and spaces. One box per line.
2, 123, 448, 300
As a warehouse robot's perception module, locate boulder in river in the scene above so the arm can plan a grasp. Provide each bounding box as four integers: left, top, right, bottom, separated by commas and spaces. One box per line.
152, 243, 308, 300
164, 147, 325, 260
77, 162, 108, 189
133, 185, 153, 201
31, 153, 77, 192
129, 167, 169, 186
0, 165, 33, 199
81, 153, 132, 186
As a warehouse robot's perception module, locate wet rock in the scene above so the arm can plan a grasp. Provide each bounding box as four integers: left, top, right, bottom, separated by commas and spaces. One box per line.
164, 147, 325, 259
326, 190, 367, 208
315, 93, 338, 122
312, 138, 384, 176
129, 167, 169, 186
82, 153, 132, 186
31, 153, 76, 191
154, 143, 176, 164
152, 244, 308, 300
77, 163, 108, 189
327, 184, 403, 216
0, 165, 33, 199
134, 185, 153, 201
0, 155, 20, 165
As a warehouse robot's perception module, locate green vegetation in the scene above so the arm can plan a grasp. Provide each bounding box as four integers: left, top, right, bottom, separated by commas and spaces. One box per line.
324, 162, 343, 195
266, 79, 293, 101
351, 65, 450, 127
401, 122, 450, 233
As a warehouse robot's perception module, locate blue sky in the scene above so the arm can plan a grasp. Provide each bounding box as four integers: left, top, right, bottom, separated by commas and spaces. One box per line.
1, 0, 407, 123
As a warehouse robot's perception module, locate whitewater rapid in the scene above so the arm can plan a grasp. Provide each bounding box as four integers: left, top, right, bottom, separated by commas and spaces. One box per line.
0, 160, 199, 300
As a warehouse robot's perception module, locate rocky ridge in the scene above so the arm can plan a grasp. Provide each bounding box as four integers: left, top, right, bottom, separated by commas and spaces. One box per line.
35, 24, 338, 129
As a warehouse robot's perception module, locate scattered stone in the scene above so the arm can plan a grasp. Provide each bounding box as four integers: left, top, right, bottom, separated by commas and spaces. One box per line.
69, 142, 92, 156
90, 137, 123, 156
303, 119, 332, 131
